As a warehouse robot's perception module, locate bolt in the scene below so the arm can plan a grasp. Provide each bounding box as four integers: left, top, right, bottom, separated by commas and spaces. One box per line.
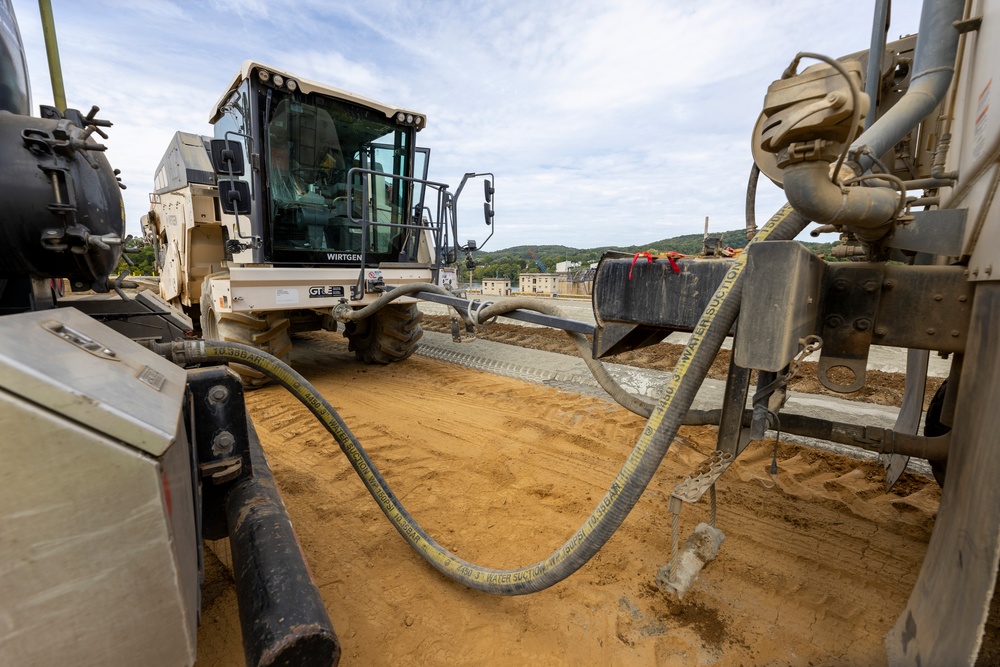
833, 278, 850, 293
854, 318, 873, 332
959, 295, 968, 302
926, 328, 936, 336
825, 314, 845, 329
874, 326, 888, 337
883, 279, 896, 289
862, 281, 879, 294
972, 268, 979, 277
951, 330, 960, 337
987, 265, 994, 276
933, 294, 943, 301
208, 385, 230, 404
212, 431, 236, 456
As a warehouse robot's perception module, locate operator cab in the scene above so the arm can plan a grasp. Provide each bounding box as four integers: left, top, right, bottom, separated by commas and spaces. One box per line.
210, 61, 429, 267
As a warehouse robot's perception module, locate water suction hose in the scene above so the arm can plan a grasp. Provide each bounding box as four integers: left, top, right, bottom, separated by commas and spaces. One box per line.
164, 204, 807, 595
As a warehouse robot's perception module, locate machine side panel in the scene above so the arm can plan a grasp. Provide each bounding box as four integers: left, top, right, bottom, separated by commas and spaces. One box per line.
947, 0, 1000, 272
0, 308, 187, 457
0, 391, 195, 666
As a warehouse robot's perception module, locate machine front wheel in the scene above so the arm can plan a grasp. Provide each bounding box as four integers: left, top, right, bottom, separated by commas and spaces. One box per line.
200, 286, 292, 388
345, 303, 423, 365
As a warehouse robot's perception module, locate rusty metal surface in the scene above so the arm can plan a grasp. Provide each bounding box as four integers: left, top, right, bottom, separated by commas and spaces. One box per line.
886, 282, 1000, 666
817, 263, 885, 393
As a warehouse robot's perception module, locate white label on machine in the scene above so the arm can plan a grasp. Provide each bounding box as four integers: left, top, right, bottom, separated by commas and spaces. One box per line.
275, 288, 299, 305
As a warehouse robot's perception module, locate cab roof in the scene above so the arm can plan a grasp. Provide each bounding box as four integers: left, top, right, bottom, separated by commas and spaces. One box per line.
208, 60, 426, 128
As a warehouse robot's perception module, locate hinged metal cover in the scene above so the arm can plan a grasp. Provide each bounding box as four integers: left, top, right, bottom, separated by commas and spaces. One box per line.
0, 308, 187, 456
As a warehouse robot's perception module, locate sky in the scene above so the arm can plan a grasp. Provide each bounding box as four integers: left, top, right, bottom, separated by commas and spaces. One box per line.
11, 0, 925, 251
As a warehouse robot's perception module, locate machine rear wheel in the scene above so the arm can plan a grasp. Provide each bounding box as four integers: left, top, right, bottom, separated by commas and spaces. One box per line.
200, 288, 292, 388
345, 303, 423, 365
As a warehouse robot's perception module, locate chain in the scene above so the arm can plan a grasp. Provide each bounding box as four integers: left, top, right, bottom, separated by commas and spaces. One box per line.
787, 334, 823, 383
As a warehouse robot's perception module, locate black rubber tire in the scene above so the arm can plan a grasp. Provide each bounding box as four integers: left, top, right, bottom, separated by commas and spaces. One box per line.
925, 380, 950, 487
345, 303, 423, 365
200, 288, 292, 388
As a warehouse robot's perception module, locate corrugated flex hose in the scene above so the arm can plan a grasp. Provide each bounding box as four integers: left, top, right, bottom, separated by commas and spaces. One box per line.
474, 297, 658, 418
178, 204, 807, 595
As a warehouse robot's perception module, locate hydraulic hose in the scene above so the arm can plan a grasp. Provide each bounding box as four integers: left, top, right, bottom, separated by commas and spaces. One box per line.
333, 282, 474, 328
172, 203, 807, 595
337, 281, 657, 417
473, 297, 657, 418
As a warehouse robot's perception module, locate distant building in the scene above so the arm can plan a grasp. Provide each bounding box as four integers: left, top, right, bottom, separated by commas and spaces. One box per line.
483, 278, 511, 296
519, 272, 557, 294
556, 266, 596, 296
555, 260, 581, 273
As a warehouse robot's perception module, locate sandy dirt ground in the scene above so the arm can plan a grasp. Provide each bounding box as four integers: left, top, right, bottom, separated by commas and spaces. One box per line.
418, 316, 945, 410
193, 327, 957, 667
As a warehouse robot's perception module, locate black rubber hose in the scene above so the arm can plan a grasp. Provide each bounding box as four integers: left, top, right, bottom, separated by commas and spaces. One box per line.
746, 163, 760, 241
472, 296, 657, 418
185, 203, 807, 595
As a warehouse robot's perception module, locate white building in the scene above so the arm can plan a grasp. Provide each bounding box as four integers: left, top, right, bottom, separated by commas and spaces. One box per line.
519, 272, 558, 294
483, 278, 512, 296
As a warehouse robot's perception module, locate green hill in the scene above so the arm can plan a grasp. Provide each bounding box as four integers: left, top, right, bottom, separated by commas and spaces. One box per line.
468, 231, 837, 282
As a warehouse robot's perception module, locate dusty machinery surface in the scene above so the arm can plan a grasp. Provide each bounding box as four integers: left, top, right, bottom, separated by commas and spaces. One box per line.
0, 3, 339, 665
5, 0, 1000, 665
589, 0, 1000, 663
143, 61, 494, 382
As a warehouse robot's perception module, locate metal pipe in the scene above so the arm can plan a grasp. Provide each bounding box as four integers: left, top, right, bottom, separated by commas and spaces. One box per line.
779, 0, 964, 239
226, 421, 340, 667
37, 0, 67, 112
904, 177, 957, 190
682, 408, 951, 462
782, 160, 900, 239
864, 0, 891, 131
745, 163, 760, 241
851, 0, 965, 171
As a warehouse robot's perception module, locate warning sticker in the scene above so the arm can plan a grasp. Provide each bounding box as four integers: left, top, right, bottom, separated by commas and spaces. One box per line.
275, 288, 299, 305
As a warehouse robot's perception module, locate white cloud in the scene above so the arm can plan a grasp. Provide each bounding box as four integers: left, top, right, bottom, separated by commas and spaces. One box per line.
10, 0, 925, 249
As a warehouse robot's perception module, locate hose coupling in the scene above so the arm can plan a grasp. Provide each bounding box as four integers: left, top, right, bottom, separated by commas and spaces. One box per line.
331, 303, 356, 322
145, 339, 208, 366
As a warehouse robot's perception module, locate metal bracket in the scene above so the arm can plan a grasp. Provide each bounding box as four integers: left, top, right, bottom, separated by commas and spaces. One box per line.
671, 450, 735, 505
817, 264, 884, 392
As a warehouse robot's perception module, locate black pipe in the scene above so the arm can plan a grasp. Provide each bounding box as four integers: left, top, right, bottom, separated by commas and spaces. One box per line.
681, 407, 950, 462
226, 419, 340, 667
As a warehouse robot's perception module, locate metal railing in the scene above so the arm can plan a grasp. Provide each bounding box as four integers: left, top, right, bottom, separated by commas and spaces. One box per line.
346, 166, 455, 300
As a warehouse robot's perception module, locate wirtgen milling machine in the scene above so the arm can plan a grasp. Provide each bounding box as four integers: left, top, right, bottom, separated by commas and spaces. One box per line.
144, 61, 494, 383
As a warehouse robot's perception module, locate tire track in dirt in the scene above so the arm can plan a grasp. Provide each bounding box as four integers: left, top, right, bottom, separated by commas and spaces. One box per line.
197, 330, 942, 667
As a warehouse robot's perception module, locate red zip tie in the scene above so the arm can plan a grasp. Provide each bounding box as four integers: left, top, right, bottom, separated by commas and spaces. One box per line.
663, 251, 685, 273
628, 251, 654, 279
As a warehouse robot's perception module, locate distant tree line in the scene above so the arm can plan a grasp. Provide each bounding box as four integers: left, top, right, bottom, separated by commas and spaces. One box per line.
114, 229, 841, 284
465, 230, 839, 285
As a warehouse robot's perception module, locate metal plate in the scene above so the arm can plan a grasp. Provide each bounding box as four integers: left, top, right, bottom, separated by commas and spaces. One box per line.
0, 308, 187, 456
